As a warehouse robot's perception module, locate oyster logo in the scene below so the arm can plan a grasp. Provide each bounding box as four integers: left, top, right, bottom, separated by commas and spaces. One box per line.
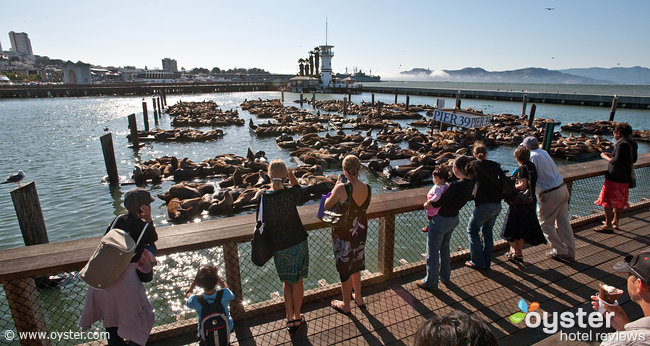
509, 298, 540, 324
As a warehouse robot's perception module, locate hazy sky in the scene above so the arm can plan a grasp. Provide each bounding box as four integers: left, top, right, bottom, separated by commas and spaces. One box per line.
2, 1, 649, 78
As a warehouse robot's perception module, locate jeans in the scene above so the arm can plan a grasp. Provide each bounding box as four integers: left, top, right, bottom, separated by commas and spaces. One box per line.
422, 214, 459, 289
467, 203, 502, 268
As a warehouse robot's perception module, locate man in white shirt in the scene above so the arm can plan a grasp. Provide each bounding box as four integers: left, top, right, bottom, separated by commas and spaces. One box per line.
521, 136, 576, 262
592, 249, 650, 345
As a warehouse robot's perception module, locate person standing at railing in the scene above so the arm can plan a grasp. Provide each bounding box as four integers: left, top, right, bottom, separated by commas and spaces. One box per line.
521, 136, 576, 262
417, 155, 475, 292
594, 123, 638, 233
502, 146, 547, 263
465, 142, 503, 270
324, 155, 372, 315
258, 159, 309, 334
79, 188, 158, 346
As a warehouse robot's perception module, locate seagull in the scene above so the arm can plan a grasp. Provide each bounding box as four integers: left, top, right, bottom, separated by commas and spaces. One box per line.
104, 127, 109, 133
2, 170, 26, 187
545, 7, 555, 10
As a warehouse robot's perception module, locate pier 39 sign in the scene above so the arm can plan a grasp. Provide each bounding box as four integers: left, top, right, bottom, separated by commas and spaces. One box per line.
432, 110, 491, 129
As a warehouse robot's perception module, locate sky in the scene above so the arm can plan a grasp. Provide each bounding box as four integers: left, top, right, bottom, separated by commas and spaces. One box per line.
2, 0, 649, 78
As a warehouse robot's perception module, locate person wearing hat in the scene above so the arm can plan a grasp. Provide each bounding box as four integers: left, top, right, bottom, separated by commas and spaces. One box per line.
590, 250, 650, 344
521, 136, 576, 262
80, 188, 159, 346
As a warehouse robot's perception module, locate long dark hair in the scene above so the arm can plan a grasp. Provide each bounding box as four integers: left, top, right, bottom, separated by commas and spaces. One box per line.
414, 310, 498, 346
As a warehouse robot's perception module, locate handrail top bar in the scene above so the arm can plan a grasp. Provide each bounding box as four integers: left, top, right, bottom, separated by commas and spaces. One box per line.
0, 153, 648, 280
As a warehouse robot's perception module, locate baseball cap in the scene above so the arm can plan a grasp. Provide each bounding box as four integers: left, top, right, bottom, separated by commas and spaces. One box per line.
521, 136, 539, 149
124, 188, 155, 214
613, 249, 650, 282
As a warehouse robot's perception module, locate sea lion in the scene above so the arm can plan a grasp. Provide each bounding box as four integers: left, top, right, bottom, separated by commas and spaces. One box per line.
167, 198, 184, 220
169, 183, 202, 200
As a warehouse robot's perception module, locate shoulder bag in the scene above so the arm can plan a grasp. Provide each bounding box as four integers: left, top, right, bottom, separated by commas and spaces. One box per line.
80, 216, 149, 289
320, 184, 351, 228
251, 195, 273, 266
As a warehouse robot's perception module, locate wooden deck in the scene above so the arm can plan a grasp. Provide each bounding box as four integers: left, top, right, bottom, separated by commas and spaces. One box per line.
151, 208, 650, 346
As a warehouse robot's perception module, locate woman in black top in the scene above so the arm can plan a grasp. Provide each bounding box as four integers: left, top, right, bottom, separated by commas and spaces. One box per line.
417, 156, 475, 292
595, 123, 638, 232
325, 155, 372, 315
259, 159, 309, 333
465, 142, 503, 269
502, 146, 546, 262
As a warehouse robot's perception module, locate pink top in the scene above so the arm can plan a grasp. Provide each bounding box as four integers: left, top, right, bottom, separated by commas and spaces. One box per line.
425, 183, 449, 217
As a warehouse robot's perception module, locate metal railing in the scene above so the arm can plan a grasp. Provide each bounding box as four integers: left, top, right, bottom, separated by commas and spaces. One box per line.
0, 154, 649, 345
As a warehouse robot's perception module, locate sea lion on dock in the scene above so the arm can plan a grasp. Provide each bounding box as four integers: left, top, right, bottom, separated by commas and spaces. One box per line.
232, 188, 263, 211
208, 190, 234, 215
168, 183, 202, 200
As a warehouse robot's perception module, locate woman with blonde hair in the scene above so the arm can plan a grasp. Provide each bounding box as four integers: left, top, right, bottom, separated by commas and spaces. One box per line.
324, 155, 372, 315
256, 159, 309, 333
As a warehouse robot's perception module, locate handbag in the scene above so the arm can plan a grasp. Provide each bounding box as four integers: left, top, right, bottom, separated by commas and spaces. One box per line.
319, 184, 351, 229
251, 195, 273, 266
80, 216, 149, 289
136, 245, 156, 282
510, 188, 534, 205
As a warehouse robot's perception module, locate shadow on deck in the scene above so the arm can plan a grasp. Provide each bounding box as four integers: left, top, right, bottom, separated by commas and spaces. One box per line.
152, 208, 650, 346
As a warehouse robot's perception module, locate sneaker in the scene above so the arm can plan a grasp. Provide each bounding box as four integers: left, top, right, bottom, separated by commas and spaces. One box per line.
421, 226, 428, 233
547, 249, 575, 262
416, 281, 438, 292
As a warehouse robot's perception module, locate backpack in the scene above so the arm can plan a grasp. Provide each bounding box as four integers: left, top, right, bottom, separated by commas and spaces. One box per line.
197, 290, 230, 346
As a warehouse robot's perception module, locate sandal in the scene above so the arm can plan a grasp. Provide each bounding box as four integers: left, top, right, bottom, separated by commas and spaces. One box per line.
506, 252, 516, 261
465, 261, 487, 269
331, 300, 351, 315
287, 315, 305, 334
514, 255, 524, 263
594, 225, 614, 233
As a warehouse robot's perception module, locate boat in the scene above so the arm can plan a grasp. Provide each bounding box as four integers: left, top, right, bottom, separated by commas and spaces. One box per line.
335, 69, 381, 82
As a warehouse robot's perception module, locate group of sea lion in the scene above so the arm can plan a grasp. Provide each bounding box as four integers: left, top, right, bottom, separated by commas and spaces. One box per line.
561, 120, 650, 143
132, 97, 625, 222
131, 128, 224, 142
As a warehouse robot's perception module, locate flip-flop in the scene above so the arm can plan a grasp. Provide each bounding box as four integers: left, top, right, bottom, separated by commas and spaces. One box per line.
352, 292, 366, 309
330, 300, 351, 315
602, 221, 620, 230
594, 225, 614, 233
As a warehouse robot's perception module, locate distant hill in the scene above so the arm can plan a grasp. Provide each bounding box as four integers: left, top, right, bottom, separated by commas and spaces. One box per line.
399, 67, 610, 84
558, 66, 650, 85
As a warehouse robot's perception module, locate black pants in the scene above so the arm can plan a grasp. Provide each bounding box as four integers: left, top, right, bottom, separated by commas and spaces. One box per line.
106, 327, 140, 346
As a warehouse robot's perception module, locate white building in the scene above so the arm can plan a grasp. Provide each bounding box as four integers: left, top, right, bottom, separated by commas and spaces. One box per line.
62, 61, 92, 84
162, 58, 178, 73
319, 45, 334, 86
8, 31, 33, 57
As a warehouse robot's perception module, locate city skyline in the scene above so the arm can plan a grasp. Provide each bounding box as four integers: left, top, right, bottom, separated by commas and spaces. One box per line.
2, 0, 649, 78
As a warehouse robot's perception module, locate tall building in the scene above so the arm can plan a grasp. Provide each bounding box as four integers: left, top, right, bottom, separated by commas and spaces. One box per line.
162, 58, 178, 73
9, 31, 33, 57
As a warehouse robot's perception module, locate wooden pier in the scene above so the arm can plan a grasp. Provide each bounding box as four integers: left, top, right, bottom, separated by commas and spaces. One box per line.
0, 155, 648, 345
361, 85, 650, 109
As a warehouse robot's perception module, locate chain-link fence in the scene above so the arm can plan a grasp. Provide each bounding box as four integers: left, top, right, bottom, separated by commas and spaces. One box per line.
0, 164, 648, 345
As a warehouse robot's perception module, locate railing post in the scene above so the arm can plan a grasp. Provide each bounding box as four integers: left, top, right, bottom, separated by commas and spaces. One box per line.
565, 180, 574, 204
3, 278, 50, 346
378, 214, 396, 279
223, 242, 244, 319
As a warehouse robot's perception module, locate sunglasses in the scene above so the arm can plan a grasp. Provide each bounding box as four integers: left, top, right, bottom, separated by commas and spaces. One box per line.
625, 255, 648, 282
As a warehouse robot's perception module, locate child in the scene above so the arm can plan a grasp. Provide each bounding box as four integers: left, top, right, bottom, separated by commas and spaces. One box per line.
186, 266, 235, 345
422, 167, 450, 232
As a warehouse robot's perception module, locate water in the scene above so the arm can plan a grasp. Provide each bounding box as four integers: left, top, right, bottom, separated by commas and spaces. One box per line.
0, 86, 649, 250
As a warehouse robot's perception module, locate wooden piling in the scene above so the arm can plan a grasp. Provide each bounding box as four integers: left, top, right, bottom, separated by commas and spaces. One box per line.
157, 97, 163, 115
542, 121, 556, 152
162, 92, 167, 106
142, 103, 149, 132
371, 93, 375, 106
343, 96, 348, 115
300, 93, 304, 106
455, 90, 461, 109
100, 133, 119, 185
312, 92, 316, 109
522, 93, 528, 118
394, 91, 398, 104
405, 95, 410, 111
152, 98, 158, 119
4, 277, 50, 346
281, 88, 285, 103
10, 181, 48, 246
528, 104, 537, 128
609, 95, 618, 122
128, 113, 140, 148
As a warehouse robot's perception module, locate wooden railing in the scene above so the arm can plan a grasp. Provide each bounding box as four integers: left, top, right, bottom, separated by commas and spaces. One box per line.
1, 153, 649, 344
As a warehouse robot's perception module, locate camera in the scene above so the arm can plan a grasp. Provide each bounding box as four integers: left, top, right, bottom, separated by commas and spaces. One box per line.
339, 174, 347, 183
